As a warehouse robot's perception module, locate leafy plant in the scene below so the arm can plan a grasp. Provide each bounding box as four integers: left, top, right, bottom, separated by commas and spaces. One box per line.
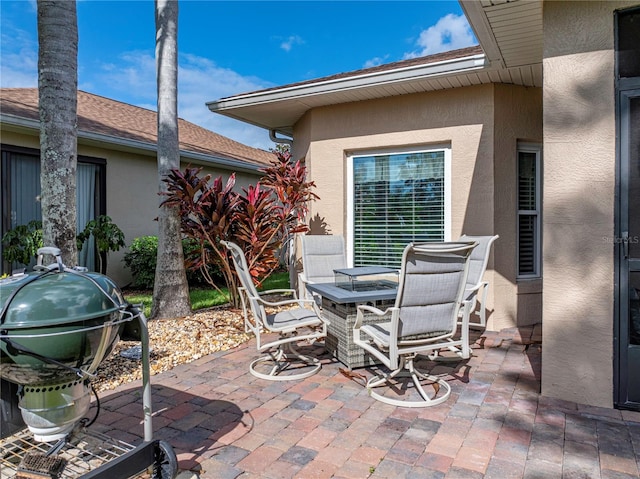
260, 149, 319, 267
77, 215, 126, 274
182, 238, 223, 286
124, 236, 158, 289
161, 167, 243, 305
124, 235, 221, 289
161, 150, 318, 308
1, 220, 43, 266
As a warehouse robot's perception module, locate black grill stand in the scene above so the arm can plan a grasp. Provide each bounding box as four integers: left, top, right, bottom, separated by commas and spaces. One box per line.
0, 309, 178, 479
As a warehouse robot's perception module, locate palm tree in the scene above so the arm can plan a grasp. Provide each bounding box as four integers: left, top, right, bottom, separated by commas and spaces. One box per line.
152, 0, 191, 319
37, 0, 78, 266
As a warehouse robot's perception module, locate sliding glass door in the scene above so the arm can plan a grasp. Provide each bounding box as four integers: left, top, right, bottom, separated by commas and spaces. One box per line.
0, 146, 105, 273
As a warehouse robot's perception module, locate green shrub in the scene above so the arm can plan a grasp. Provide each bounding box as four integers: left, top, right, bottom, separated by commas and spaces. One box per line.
2, 216, 124, 273
124, 236, 158, 289
181, 238, 223, 287
124, 236, 222, 289
1, 220, 43, 266
76, 215, 125, 274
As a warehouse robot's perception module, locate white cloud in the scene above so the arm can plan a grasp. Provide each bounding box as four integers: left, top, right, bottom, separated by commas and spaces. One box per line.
0, 29, 275, 150
404, 14, 476, 59
0, 26, 38, 87
363, 55, 389, 69
96, 51, 276, 150
280, 35, 304, 52
177, 56, 276, 151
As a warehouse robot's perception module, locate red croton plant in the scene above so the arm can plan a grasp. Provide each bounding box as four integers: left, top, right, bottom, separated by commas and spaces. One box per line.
161, 150, 318, 308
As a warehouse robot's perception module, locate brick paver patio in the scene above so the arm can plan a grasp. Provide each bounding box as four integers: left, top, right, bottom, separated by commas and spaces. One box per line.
94, 325, 640, 478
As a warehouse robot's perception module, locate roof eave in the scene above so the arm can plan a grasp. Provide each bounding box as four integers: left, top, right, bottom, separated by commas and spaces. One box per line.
0, 113, 263, 174
207, 53, 488, 115
458, 0, 505, 68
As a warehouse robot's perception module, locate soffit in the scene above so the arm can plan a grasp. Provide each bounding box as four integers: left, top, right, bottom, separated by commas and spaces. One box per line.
460, 0, 543, 68
208, 0, 544, 137
210, 61, 542, 137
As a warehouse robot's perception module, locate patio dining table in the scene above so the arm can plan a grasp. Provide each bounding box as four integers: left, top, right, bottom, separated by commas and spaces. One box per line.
306, 267, 398, 369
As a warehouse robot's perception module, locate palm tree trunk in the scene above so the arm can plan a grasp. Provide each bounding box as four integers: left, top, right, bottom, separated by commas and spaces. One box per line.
152, 0, 191, 319
37, 0, 78, 267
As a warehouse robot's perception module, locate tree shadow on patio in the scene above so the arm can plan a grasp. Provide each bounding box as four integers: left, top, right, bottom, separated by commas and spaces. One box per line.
94, 383, 253, 476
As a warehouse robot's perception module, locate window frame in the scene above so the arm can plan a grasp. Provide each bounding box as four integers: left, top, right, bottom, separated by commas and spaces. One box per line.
0, 144, 106, 273
346, 144, 451, 267
516, 143, 542, 279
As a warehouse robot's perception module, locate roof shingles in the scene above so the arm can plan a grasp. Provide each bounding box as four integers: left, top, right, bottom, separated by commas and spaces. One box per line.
0, 88, 274, 166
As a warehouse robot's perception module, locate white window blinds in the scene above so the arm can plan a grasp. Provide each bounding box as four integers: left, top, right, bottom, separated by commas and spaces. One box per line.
351, 149, 447, 268
517, 148, 541, 277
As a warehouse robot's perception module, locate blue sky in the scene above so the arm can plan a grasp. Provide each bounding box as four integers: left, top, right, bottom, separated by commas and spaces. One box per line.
1, 0, 476, 150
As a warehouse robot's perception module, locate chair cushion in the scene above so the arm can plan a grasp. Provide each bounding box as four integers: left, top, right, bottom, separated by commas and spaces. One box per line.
459, 235, 497, 290
360, 322, 448, 348
301, 235, 347, 283
360, 322, 392, 347
266, 307, 323, 332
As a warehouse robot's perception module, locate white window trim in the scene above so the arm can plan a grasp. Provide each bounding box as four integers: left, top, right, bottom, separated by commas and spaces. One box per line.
517, 143, 542, 279
346, 145, 451, 267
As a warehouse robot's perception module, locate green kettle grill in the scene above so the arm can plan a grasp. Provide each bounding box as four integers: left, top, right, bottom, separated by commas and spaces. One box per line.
0, 247, 131, 442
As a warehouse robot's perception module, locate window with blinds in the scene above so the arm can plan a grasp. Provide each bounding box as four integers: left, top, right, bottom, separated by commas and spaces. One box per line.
517, 146, 541, 278
350, 148, 448, 268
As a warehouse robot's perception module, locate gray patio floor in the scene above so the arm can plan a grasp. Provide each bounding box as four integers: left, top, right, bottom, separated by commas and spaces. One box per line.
94, 324, 640, 478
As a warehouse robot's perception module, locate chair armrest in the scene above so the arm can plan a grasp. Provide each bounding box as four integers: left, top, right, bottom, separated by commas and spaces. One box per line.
465, 283, 484, 294
465, 281, 490, 303
299, 273, 323, 301
459, 300, 472, 326
356, 304, 389, 316
253, 295, 316, 308
354, 304, 395, 329
299, 274, 320, 288
257, 288, 297, 298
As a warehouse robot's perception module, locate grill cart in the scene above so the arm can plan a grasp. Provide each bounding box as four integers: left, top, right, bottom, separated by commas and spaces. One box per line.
0, 247, 178, 479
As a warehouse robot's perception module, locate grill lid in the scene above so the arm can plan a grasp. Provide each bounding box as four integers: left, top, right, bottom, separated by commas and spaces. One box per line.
0, 269, 126, 329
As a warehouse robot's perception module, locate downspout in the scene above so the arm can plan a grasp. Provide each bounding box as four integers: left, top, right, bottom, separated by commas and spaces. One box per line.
269, 129, 293, 146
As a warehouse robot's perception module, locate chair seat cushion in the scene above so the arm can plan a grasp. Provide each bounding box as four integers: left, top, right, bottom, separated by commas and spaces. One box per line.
360, 322, 393, 347
266, 307, 322, 332
360, 322, 447, 347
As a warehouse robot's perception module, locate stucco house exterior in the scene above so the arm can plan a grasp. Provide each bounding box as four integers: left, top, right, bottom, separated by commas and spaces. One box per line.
0, 88, 274, 286
207, 1, 640, 411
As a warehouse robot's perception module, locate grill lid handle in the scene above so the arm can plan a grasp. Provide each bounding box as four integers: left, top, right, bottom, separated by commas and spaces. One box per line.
35, 247, 64, 272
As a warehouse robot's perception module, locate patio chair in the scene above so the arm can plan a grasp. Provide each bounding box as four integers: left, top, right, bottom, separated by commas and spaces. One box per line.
221, 240, 328, 381
458, 234, 499, 328
353, 241, 477, 407
298, 234, 347, 301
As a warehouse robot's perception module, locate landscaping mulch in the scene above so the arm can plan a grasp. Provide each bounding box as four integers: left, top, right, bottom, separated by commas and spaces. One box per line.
92, 305, 251, 392
93, 294, 294, 392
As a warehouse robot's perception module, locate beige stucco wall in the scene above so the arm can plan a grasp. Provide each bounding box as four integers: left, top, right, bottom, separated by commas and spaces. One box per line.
292, 83, 542, 329
541, 0, 637, 408
493, 84, 544, 329
295, 84, 495, 242
1, 130, 40, 150
0, 127, 262, 287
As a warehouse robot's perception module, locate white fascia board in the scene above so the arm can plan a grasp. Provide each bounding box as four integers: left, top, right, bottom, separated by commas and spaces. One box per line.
459, 1, 504, 68
0, 113, 262, 174
207, 53, 488, 111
